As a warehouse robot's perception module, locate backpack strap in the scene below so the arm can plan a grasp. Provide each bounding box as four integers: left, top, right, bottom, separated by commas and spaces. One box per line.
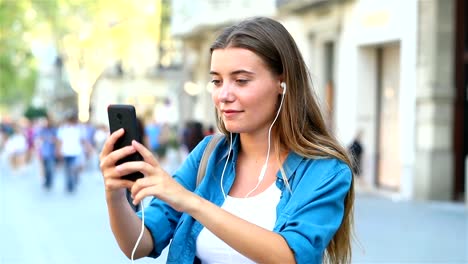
196, 134, 224, 187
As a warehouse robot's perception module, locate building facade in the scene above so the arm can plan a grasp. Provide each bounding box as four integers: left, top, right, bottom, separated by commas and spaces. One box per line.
171, 0, 277, 126
171, 0, 467, 203
89, 66, 183, 126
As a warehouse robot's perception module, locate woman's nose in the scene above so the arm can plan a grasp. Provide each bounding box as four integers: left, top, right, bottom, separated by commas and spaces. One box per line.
218, 83, 234, 102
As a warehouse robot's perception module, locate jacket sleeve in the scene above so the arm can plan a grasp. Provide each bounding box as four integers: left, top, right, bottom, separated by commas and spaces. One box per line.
278, 160, 352, 264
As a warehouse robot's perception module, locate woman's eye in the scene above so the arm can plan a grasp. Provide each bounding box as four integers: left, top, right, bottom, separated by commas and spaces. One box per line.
211, 79, 221, 86
236, 79, 249, 85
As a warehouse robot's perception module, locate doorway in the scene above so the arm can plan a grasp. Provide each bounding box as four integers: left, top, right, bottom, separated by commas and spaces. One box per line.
376, 43, 401, 190
454, 0, 467, 201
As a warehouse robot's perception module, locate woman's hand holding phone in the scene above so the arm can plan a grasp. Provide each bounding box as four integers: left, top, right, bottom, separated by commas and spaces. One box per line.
126, 140, 200, 213
99, 128, 137, 202
99, 125, 199, 213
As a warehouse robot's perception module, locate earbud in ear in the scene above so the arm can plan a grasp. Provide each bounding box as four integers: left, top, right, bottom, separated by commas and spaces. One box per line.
280, 82, 287, 94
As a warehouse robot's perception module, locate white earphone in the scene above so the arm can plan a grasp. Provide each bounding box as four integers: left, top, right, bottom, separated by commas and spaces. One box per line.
281, 82, 287, 94
245, 81, 287, 197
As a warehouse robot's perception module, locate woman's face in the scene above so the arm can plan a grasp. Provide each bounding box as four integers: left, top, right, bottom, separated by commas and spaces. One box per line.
210, 47, 281, 135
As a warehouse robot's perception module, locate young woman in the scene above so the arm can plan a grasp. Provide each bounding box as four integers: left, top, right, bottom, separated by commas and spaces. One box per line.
99, 17, 354, 264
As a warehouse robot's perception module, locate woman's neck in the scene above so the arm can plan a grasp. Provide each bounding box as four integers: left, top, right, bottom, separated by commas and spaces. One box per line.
238, 132, 276, 163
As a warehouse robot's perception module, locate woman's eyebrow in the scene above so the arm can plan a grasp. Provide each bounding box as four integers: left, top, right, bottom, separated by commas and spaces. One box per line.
230, 69, 254, 76
209, 69, 254, 76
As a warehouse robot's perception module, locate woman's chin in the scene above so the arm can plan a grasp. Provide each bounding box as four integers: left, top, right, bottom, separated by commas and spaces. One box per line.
223, 125, 241, 134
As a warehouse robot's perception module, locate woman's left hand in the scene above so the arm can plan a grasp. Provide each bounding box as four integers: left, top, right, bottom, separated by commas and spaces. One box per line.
118, 140, 198, 212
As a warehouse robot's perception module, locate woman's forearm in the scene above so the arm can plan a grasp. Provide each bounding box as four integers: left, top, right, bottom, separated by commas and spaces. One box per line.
106, 190, 154, 259
187, 197, 296, 263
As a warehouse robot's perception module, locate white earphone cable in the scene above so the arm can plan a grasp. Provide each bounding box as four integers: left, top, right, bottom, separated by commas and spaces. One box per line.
219, 89, 286, 199
131, 200, 145, 263
244, 90, 285, 198
220, 132, 233, 199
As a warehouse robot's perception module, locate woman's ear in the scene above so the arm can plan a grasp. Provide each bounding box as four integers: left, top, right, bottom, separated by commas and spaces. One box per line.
278, 75, 285, 94
280, 82, 287, 95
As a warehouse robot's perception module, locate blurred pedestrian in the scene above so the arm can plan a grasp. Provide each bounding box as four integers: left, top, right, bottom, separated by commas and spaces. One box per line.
99, 17, 354, 263
56, 114, 88, 193
182, 121, 205, 153
81, 120, 97, 171
204, 125, 215, 136
348, 130, 364, 176
3, 123, 28, 172
145, 119, 162, 157
348, 130, 365, 189
0, 122, 8, 151
23, 118, 35, 164
156, 122, 171, 160
0, 119, 13, 169
93, 124, 108, 155
37, 115, 58, 190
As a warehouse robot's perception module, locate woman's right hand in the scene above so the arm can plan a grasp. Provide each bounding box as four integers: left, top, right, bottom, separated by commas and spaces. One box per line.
99, 128, 136, 201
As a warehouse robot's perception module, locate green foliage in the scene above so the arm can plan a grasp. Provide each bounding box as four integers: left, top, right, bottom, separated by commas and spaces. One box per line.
0, 0, 92, 107
24, 105, 48, 120
0, 1, 39, 106
0, 0, 173, 112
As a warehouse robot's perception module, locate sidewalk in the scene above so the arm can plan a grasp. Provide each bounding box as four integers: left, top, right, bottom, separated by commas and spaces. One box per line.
0, 157, 165, 264
352, 188, 467, 263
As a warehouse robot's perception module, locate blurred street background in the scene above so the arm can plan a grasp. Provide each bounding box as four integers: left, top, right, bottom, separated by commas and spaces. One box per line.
1, 0, 467, 263
0, 154, 466, 263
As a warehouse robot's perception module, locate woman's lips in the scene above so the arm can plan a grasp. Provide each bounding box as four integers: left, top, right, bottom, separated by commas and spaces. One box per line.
222, 110, 243, 118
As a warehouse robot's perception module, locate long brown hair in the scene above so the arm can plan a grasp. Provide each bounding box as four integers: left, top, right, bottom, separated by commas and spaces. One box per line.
210, 17, 354, 263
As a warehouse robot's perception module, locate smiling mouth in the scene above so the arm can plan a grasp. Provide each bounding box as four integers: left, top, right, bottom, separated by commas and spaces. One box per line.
221, 110, 243, 117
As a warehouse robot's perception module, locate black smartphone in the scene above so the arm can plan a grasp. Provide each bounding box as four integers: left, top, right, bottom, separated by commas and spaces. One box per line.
107, 104, 144, 181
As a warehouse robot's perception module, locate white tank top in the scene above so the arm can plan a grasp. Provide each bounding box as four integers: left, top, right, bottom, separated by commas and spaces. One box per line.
196, 182, 281, 264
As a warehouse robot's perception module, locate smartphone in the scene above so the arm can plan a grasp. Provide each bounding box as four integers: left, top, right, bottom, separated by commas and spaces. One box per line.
107, 104, 144, 181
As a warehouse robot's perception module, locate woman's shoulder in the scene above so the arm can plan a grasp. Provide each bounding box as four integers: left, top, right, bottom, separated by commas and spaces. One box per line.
310, 157, 350, 172
288, 152, 350, 173
292, 154, 352, 186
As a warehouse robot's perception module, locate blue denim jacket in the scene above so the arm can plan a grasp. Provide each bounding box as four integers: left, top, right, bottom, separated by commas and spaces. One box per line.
137, 134, 352, 264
